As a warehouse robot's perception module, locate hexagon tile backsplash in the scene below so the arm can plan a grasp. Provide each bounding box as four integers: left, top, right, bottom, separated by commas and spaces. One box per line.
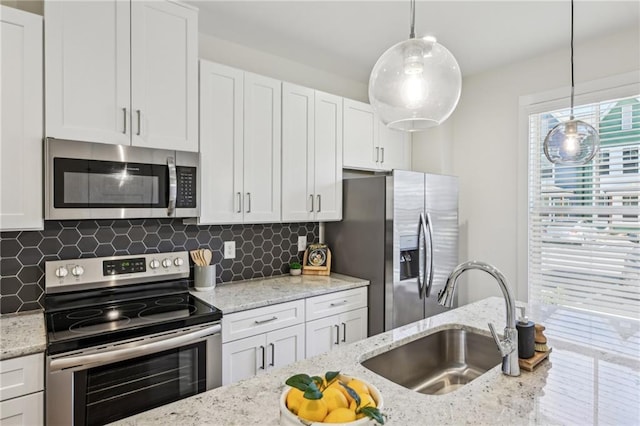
0, 219, 318, 314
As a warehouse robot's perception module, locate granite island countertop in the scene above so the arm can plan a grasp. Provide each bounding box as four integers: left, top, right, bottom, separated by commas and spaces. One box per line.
0, 310, 46, 360
190, 273, 369, 314
115, 296, 640, 425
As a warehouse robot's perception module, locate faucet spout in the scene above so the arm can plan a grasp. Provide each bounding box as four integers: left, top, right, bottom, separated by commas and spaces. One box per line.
437, 261, 520, 377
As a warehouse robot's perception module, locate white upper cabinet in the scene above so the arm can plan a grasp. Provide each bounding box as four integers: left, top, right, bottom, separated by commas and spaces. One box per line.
130, 1, 197, 151
343, 99, 378, 170
45, 0, 198, 152
282, 83, 342, 222
1, 6, 43, 231
343, 98, 411, 171
198, 61, 281, 224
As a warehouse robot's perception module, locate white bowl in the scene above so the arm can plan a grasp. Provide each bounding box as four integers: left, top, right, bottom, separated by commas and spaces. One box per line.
279, 375, 383, 426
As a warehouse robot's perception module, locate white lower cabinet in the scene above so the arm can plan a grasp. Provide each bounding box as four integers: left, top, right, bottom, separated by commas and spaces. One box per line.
0, 353, 44, 426
220, 287, 368, 385
222, 323, 305, 385
305, 308, 368, 358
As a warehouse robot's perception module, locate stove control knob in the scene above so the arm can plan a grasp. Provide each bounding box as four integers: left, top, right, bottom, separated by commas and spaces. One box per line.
71, 265, 84, 277
55, 266, 69, 278
149, 259, 160, 269
162, 258, 172, 268
174, 258, 184, 267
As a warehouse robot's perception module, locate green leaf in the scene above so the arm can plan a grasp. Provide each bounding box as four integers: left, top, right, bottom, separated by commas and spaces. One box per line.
302, 381, 323, 400
310, 375, 324, 389
339, 382, 360, 407
360, 406, 385, 425
285, 374, 312, 392
324, 371, 340, 384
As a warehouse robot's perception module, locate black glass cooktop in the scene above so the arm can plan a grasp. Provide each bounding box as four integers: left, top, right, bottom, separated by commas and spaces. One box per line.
45, 281, 222, 355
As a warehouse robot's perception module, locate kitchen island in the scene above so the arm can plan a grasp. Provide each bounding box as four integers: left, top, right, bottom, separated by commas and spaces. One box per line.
115, 297, 640, 425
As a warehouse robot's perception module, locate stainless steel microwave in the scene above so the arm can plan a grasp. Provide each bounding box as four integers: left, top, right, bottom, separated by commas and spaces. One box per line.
45, 138, 198, 220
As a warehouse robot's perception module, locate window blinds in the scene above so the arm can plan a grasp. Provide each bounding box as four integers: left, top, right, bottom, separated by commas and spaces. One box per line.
528, 94, 640, 320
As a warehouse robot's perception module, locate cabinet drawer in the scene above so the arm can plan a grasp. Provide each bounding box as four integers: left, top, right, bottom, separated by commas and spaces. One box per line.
222, 300, 305, 343
305, 287, 367, 321
0, 391, 43, 425
0, 353, 44, 401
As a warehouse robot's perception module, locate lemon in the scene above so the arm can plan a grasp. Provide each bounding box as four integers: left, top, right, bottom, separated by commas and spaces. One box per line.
349, 393, 376, 411
322, 387, 348, 412
286, 388, 304, 415
328, 380, 351, 403
346, 379, 370, 397
323, 407, 357, 423
298, 398, 328, 423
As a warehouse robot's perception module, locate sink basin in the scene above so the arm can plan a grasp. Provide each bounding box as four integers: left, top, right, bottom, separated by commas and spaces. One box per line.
361, 328, 501, 395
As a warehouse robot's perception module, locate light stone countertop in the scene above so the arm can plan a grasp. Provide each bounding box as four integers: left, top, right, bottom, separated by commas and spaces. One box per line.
114, 296, 640, 425
0, 310, 46, 360
190, 273, 369, 314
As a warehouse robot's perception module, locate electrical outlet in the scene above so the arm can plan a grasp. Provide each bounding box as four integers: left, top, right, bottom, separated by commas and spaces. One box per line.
223, 241, 236, 259
297, 236, 307, 252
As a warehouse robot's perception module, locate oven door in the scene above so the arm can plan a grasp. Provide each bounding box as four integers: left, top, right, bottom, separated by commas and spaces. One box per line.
46, 324, 221, 426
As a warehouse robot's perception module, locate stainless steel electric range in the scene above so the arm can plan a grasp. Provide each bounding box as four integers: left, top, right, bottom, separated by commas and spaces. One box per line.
44, 251, 222, 426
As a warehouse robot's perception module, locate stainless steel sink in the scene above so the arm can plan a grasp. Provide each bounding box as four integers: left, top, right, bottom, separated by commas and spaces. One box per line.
361, 328, 501, 395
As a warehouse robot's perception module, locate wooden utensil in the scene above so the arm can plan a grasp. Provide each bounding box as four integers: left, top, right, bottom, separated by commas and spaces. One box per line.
202, 249, 212, 266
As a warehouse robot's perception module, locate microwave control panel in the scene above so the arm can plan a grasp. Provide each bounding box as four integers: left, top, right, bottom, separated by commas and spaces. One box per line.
176, 166, 197, 208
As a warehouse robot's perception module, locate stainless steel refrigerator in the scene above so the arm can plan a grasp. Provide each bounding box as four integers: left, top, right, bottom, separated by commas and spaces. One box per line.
325, 170, 459, 336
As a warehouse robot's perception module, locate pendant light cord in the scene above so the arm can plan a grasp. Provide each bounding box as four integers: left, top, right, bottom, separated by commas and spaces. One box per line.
570, 0, 575, 120
409, 0, 416, 39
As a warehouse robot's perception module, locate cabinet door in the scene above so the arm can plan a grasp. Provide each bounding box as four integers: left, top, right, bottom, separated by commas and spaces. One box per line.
282, 83, 315, 222
0, 392, 43, 426
199, 61, 244, 224
243, 72, 282, 223
221, 334, 266, 385
343, 99, 377, 170
267, 324, 305, 370
45, 0, 130, 145
340, 308, 368, 345
1, 6, 43, 231
378, 123, 412, 171
305, 315, 339, 358
131, 1, 198, 152
314, 92, 343, 221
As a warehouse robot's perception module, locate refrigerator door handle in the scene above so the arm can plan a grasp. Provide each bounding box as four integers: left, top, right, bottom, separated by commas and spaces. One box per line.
423, 212, 435, 298
418, 213, 427, 298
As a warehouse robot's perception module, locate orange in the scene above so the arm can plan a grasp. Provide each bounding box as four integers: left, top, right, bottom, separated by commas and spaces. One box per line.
298, 398, 328, 423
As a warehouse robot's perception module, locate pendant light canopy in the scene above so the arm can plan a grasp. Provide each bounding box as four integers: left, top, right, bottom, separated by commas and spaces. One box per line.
368, 0, 461, 132
543, 0, 599, 164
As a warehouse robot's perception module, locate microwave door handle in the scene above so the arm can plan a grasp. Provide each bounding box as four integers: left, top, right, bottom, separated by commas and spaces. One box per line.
167, 157, 177, 216
424, 212, 435, 298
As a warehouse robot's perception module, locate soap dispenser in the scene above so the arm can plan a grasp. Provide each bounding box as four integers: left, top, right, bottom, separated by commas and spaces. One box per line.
516, 306, 535, 359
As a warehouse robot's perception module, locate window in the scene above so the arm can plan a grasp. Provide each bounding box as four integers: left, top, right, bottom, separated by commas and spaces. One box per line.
528, 94, 640, 320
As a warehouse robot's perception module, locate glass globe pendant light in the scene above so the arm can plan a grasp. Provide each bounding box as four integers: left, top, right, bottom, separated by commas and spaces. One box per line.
368, 0, 461, 132
543, 0, 599, 164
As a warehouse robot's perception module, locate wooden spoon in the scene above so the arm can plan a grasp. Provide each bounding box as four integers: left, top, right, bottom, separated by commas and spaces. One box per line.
202, 249, 212, 266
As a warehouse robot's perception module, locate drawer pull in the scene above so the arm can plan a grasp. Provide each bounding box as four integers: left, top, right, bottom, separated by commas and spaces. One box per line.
269, 342, 275, 367
259, 345, 266, 370
334, 324, 340, 345
254, 316, 278, 325
330, 300, 348, 307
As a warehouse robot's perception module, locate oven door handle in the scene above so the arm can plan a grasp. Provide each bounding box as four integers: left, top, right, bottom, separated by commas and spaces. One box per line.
49, 324, 221, 372
167, 156, 177, 216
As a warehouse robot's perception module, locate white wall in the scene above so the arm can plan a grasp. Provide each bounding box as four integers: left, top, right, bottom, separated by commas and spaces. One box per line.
412, 27, 640, 305
199, 33, 368, 102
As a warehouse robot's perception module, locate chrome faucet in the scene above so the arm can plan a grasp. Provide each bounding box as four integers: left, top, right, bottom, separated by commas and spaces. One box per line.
437, 261, 520, 377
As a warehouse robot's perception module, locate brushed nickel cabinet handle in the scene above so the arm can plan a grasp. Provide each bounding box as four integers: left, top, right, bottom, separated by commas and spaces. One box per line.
375, 147, 380, 162
259, 345, 265, 370
136, 110, 141, 136
316, 195, 321, 212
254, 316, 277, 325
341, 322, 347, 342
269, 343, 275, 367
122, 108, 127, 134
310, 194, 314, 213
334, 324, 340, 345
246, 192, 251, 213
236, 192, 242, 213
381, 147, 385, 164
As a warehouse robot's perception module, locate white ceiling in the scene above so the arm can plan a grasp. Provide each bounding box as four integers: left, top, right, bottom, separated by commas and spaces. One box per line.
189, 1, 640, 83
